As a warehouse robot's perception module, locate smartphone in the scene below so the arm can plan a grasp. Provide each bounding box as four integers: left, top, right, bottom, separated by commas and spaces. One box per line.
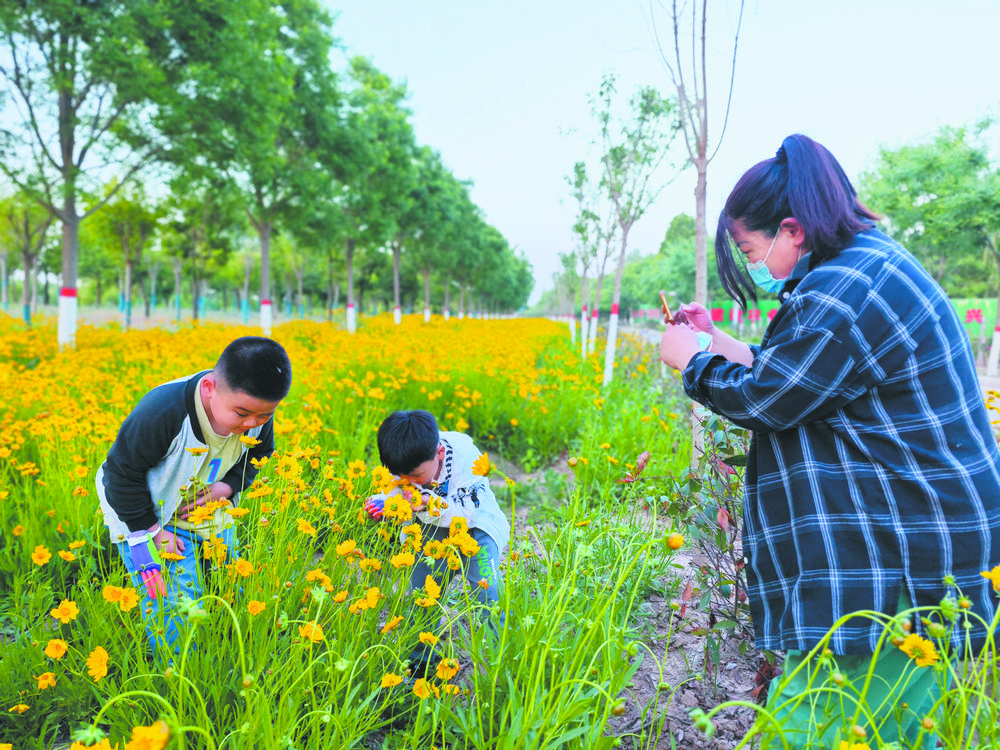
659, 292, 674, 324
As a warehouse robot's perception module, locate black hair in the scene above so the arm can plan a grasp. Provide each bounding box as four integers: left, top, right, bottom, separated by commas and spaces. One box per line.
715, 133, 880, 309
377, 410, 439, 476
214, 336, 292, 402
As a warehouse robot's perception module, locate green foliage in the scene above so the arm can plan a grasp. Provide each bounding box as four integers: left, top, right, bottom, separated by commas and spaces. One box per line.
860, 123, 1000, 300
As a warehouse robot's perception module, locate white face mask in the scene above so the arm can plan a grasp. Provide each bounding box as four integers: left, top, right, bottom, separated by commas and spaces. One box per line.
745, 229, 791, 294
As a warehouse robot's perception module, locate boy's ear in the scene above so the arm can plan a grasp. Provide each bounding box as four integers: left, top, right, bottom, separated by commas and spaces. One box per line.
436, 444, 446, 460
201, 373, 218, 397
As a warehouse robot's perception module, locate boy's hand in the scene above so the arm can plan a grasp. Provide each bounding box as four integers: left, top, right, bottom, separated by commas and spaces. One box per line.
409, 492, 429, 512
178, 482, 233, 520
127, 527, 167, 600
364, 496, 385, 521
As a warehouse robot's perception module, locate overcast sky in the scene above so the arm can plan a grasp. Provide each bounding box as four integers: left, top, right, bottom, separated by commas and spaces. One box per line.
328, 1, 1000, 305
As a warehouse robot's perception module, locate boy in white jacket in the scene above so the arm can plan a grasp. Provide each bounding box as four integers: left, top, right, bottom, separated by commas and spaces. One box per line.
365, 410, 509, 678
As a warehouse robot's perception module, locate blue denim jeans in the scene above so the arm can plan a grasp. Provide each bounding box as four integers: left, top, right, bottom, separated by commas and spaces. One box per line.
115, 525, 236, 659
407, 524, 504, 675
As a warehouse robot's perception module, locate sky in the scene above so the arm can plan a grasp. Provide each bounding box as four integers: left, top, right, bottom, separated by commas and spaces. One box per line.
328, 1, 1000, 306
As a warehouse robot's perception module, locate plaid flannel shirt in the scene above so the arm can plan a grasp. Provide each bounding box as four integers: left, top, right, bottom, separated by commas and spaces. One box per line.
684, 229, 1000, 654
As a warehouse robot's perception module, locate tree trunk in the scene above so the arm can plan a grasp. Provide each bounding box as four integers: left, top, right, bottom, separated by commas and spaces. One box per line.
258, 221, 273, 335
124, 258, 134, 330
694, 155, 709, 306
422, 268, 432, 322
57, 86, 80, 348
21, 248, 33, 326
346, 237, 357, 334
392, 240, 402, 325
1, 253, 7, 310
57, 210, 80, 347
173, 258, 183, 323
602, 226, 632, 386
580, 273, 589, 360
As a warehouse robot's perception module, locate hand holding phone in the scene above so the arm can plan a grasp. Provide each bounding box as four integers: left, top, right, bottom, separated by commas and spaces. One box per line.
659, 291, 674, 324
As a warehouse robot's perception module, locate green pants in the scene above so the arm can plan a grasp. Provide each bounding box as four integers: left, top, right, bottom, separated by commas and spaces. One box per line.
762, 594, 941, 748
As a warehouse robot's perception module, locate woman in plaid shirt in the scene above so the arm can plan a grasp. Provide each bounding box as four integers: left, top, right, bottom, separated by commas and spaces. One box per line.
660, 134, 1000, 747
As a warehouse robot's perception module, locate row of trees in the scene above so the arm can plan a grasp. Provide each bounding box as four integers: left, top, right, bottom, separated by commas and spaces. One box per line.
542, 121, 1000, 367
0, 0, 532, 342
544, 0, 745, 385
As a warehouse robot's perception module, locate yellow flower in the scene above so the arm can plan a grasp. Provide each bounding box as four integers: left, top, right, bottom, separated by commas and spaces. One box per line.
899, 633, 939, 667
35, 671, 57, 690
125, 720, 170, 750
839, 743, 872, 750
247, 601, 266, 616
232, 558, 254, 577
9, 704, 29, 714
70, 741, 117, 750
185, 446, 208, 456
346, 459, 367, 479
224, 507, 251, 518
160, 551, 184, 562
239, 435, 262, 447
455, 533, 480, 557
365, 587, 381, 608
102, 585, 123, 604
382, 495, 414, 522
423, 539, 446, 559
299, 621, 325, 644
336, 539, 358, 557
982, 564, 1000, 592
436, 657, 460, 681
391, 551, 415, 569
12, 524, 24, 536
58, 550, 77, 562
371, 465, 395, 493
380, 615, 404, 634
44, 638, 69, 660
359, 558, 382, 573
510, 418, 519, 427
118, 588, 140, 612
423, 575, 441, 599
419, 632, 439, 646
449, 517, 469, 536
86, 646, 109, 682
413, 678, 435, 700
380, 672, 404, 689
666, 533, 684, 550
471, 452, 491, 476
50, 599, 80, 624
32, 545, 52, 566
477, 578, 490, 590
333, 590, 349, 604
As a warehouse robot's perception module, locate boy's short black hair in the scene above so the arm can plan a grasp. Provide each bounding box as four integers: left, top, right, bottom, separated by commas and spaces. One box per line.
214, 336, 292, 402
378, 410, 439, 476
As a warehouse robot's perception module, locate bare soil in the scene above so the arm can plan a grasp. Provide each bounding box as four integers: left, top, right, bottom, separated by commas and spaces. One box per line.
496, 459, 768, 750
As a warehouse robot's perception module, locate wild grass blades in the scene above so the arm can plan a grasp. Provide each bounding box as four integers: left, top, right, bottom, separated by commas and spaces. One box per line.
0, 316, 684, 748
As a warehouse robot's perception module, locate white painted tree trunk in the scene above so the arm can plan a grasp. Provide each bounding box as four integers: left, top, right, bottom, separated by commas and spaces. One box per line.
568, 314, 576, 344
580, 305, 588, 359
393, 305, 402, 325
347, 303, 357, 334
260, 299, 273, 337
57, 288, 77, 347
424, 307, 431, 323
443, 309, 450, 322
601, 305, 620, 386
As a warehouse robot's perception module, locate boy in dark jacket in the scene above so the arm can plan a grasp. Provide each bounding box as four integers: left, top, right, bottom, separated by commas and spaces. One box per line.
96, 336, 292, 656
